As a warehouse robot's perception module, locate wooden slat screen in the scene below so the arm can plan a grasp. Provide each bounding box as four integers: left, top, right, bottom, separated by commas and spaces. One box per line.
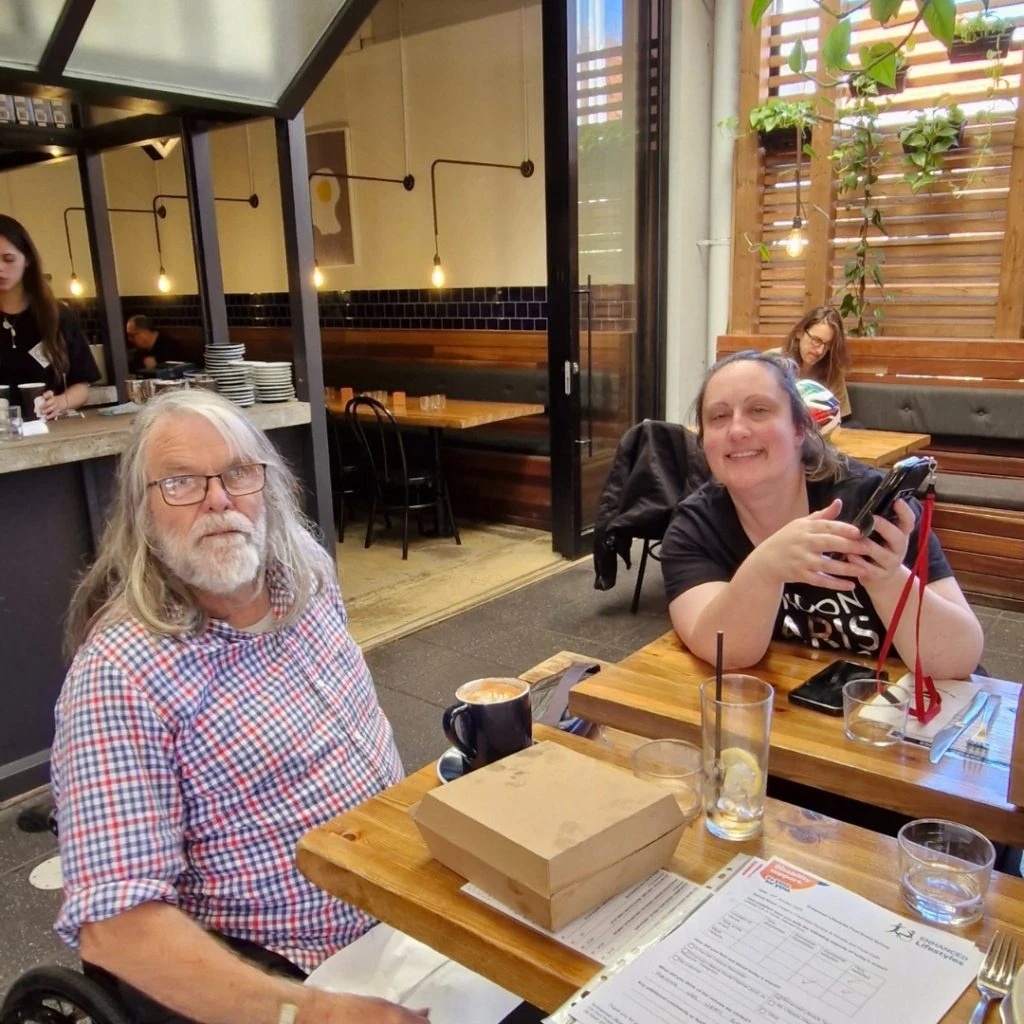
756, 0, 1023, 338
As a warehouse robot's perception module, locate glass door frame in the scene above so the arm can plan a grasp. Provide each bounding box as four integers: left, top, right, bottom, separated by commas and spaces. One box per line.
542, 0, 671, 559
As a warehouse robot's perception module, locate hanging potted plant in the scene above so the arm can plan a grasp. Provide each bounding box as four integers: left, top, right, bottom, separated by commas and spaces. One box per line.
898, 105, 966, 192
948, 13, 1014, 63
747, 97, 817, 155
849, 52, 908, 97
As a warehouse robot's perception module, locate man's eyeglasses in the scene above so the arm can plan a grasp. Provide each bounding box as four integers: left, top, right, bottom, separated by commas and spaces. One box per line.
147, 463, 267, 506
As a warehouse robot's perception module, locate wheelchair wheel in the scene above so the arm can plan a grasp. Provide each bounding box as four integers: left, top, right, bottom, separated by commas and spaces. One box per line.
1, 966, 131, 1024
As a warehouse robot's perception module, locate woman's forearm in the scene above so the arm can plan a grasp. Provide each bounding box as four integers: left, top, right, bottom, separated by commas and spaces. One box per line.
63, 382, 90, 410
678, 554, 784, 668
866, 568, 983, 678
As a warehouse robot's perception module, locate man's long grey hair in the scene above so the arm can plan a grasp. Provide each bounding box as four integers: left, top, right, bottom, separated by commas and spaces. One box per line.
65, 390, 335, 655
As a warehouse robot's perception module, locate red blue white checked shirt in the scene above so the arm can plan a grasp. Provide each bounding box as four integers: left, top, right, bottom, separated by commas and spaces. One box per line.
51, 567, 404, 974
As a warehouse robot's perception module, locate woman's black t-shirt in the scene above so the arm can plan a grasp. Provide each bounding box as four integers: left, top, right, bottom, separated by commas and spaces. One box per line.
660, 460, 952, 657
0, 304, 99, 399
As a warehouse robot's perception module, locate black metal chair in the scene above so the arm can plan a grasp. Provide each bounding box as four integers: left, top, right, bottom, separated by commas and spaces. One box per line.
345, 396, 441, 559
325, 410, 368, 542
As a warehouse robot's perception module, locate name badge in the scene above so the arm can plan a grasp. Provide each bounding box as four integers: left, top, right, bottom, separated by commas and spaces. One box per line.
28, 342, 50, 369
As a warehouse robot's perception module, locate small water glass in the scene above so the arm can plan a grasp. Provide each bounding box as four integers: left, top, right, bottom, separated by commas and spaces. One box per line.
843, 679, 911, 747
898, 819, 994, 926
419, 394, 431, 411
8, 406, 23, 438
632, 739, 703, 824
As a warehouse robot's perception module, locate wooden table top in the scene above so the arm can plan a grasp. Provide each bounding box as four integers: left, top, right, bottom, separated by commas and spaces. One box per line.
326, 397, 544, 430
296, 720, 1024, 1019
830, 426, 932, 467
568, 631, 1024, 845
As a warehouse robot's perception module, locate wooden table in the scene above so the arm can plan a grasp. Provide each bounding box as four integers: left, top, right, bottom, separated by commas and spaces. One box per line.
567, 631, 1024, 845
830, 425, 932, 467
326, 397, 544, 538
325, 396, 544, 431
296, 721, 1024, 1020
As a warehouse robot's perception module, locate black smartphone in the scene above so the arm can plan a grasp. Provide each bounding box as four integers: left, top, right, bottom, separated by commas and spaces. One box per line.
788, 660, 888, 715
850, 455, 937, 537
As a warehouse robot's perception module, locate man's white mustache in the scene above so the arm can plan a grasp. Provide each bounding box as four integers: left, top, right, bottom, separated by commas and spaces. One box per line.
191, 513, 255, 542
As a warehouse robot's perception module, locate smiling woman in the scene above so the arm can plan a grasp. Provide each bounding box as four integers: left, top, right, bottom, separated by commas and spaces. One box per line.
659, 350, 983, 679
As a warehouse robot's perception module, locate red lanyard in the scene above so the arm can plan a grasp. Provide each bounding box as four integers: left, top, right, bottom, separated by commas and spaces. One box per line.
875, 489, 942, 724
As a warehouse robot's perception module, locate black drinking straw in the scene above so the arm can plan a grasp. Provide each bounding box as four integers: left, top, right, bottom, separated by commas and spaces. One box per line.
715, 631, 724, 763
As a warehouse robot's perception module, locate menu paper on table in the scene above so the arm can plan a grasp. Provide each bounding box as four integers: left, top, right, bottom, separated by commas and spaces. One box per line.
462, 869, 713, 966
567, 857, 982, 1024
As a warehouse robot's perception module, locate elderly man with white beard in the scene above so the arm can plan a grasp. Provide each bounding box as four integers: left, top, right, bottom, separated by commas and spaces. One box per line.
52, 390, 428, 1024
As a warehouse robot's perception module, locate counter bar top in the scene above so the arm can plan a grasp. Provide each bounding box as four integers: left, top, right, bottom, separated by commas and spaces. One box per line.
0, 401, 312, 475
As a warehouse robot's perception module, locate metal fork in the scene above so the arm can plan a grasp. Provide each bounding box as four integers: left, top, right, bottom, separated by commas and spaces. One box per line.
967, 695, 1001, 752
970, 931, 1019, 1024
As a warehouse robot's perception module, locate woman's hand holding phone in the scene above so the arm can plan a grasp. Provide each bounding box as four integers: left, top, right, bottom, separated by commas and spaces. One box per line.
845, 497, 914, 590
752, 499, 873, 591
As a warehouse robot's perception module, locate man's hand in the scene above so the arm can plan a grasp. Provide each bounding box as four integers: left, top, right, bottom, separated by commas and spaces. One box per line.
299, 989, 429, 1023
750, 499, 871, 591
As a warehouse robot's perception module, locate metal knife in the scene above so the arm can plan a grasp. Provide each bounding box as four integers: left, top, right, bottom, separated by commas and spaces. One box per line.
929, 691, 989, 763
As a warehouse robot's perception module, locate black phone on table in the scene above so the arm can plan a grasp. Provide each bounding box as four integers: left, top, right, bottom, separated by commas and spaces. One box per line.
849, 455, 937, 538
788, 660, 889, 715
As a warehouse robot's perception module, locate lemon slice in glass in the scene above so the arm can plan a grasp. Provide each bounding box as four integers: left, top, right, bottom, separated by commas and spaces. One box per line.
720, 747, 763, 800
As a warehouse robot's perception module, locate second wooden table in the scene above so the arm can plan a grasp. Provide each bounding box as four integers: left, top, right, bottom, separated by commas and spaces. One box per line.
568, 631, 1024, 845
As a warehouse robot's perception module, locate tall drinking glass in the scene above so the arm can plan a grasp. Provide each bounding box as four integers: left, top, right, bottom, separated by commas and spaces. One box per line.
700, 674, 773, 841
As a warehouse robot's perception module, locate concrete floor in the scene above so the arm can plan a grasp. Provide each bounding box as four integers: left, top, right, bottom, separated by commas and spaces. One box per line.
2, 555, 1023, 997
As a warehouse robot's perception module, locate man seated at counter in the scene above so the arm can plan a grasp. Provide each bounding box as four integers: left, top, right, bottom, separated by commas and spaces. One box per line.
53, 390, 427, 1024
126, 314, 186, 373
0, 215, 98, 417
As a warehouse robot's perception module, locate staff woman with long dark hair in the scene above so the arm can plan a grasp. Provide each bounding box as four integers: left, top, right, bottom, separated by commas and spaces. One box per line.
0, 215, 98, 417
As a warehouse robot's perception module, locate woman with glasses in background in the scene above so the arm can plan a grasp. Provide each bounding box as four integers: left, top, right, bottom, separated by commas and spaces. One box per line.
779, 306, 852, 423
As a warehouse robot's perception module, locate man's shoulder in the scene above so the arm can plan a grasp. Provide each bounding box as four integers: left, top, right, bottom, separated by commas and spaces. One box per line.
70, 617, 182, 681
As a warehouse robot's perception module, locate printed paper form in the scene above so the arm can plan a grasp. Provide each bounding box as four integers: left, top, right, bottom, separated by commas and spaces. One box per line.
462, 869, 713, 966
570, 857, 981, 1024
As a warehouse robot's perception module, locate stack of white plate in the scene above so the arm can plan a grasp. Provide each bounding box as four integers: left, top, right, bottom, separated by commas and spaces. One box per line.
252, 362, 296, 403
204, 344, 255, 407
204, 344, 246, 374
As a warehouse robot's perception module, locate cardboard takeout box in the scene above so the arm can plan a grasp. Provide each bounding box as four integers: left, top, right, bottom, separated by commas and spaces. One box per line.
411, 740, 686, 930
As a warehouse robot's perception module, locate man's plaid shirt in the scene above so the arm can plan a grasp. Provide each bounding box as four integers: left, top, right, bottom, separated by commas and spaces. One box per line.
52, 568, 403, 973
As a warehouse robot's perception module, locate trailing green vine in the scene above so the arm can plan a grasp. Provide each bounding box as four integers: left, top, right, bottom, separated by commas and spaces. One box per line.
832, 100, 890, 335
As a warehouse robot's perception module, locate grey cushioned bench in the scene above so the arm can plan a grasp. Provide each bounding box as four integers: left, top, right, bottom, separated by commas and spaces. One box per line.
848, 383, 1024, 511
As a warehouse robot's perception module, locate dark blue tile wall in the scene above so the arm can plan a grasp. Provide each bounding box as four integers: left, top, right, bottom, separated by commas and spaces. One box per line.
68, 286, 548, 339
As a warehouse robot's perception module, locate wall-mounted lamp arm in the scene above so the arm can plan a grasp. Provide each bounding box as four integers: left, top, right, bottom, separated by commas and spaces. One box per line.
308, 170, 415, 192
63, 204, 164, 283
429, 157, 535, 257
152, 191, 260, 219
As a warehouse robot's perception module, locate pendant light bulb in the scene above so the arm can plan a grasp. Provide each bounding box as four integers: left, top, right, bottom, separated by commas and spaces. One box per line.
785, 217, 806, 259
157, 268, 172, 294
313, 261, 325, 289
431, 254, 445, 289
69, 273, 83, 297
